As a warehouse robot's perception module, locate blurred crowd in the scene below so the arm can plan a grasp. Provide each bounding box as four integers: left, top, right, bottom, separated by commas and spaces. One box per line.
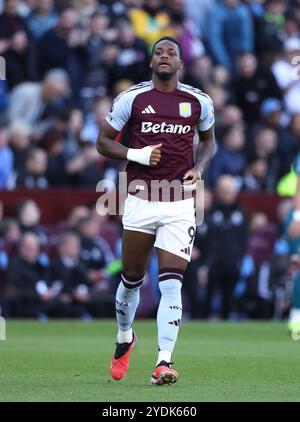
0, 179, 297, 320
0, 0, 300, 191
0, 198, 123, 318
1, 0, 300, 319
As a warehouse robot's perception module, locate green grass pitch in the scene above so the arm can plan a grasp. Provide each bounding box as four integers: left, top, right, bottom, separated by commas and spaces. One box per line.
0, 320, 300, 402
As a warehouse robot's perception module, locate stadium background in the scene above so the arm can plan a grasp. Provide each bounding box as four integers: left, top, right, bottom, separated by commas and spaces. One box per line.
1, 0, 300, 322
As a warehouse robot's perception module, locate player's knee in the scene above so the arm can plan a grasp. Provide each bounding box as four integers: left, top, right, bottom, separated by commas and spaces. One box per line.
122, 268, 145, 281
121, 271, 145, 289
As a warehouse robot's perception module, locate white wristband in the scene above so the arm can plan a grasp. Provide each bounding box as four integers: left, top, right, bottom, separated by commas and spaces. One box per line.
127, 146, 153, 166
293, 210, 300, 222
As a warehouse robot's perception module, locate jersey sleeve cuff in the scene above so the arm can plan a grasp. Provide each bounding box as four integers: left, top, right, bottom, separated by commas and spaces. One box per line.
105, 116, 123, 132
198, 120, 215, 132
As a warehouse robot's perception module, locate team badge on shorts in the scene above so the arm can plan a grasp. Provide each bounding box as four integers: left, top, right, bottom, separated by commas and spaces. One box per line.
179, 102, 191, 118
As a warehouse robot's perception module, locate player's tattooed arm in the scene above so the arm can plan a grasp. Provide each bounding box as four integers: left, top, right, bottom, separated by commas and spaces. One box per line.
97, 121, 162, 167
183, 125, 216, 184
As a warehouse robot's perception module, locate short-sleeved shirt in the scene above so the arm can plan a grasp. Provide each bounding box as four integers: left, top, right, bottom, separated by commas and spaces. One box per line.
106, 80, 214, 200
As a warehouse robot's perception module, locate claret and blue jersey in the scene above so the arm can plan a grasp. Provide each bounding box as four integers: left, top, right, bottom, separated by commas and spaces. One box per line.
106, 80, 215, 194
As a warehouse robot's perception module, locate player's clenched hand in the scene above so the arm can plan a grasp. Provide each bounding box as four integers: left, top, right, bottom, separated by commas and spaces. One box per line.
183, 167, 203, 185
127, 143, 162, 166
149, 143, 162, 167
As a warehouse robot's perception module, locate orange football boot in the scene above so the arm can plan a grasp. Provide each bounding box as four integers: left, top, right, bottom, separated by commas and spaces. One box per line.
110, 333, 136, 381
151, 361, 179, 385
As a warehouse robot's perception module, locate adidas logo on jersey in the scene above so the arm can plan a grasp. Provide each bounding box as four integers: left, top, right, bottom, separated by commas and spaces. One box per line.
142, 105, 156, 114
141, 121, 191, 134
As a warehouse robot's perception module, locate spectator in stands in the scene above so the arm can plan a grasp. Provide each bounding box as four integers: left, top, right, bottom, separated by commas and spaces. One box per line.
243, 157, 268, 191
78, 216, 114, 278
0, 121, 13, 189
260, 98, 283, 132
212, 65, 230, 90
290, 0, 300, 22
38, 6, 89, 98
4, 232, 49, 317
9, 120, 32, 174
202, 175, 248, 319
82, 11, 112, 109
68, 205, 89, 225
249, 128, 281, 192
0, 0, 36, 88
271, 37, 300, 114
77, 216, 120, 316
167, 0, 205, 65
184, 0, 214, 39
68, 141, 119, 187
183, 188, 213, 319
282, 11, 300, 43
234, 53, 282, 124
4, 231, 77, 318
219, 104, 244, 129
85, 11, 111, 63
183, 55, 213, 91
0, 218, 21, 246
114, 18, 150, 83
254, 0, 287, 55
206, 0, 254, 70
26, 0, 58, 40
50, 231, 91, 317
209, 125, 246, 188
15, 199, 47, 243
215, 104, 244, 140
81, 96, 112, 143
237, 212, 277, 319
51, 205, 92, 238
206, 85, 228, 124
81, 12, 122, 109
259, 98, 292, 171
84, 38, 123, 101
39, 127, 69, 186
50, 108, 84, 160
15, 147, 48, 189
128, 0, 174, 48
8, 68, 70, 127
63, 108, 84, 159
74, 0, 103, 26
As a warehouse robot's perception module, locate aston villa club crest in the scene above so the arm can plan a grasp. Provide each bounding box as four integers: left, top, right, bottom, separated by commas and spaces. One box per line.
179, 102, 192, 118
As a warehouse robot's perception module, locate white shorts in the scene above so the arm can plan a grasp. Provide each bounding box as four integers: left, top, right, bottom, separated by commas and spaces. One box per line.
122, 194, 196, 262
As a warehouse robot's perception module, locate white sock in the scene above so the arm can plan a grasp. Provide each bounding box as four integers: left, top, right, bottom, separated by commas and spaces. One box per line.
117, 328, 133, 344
115, 274, 143, 343
156, 350, 172, 366
157, 270, 183, 359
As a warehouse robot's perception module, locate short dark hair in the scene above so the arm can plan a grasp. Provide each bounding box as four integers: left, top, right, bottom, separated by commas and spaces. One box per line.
151, 37, 183, 59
